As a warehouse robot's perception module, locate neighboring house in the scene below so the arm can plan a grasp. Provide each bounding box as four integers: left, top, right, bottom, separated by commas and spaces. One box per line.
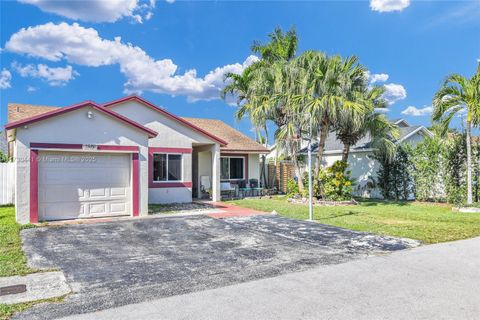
272, 119, 433, 198
5, 95, 268, 224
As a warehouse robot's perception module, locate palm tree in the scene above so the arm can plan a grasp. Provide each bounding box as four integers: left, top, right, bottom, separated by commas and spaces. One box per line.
334, 85, 398, 162
296, 53, 367, 173
222, 27, 299, 188
432, 63, 480, 205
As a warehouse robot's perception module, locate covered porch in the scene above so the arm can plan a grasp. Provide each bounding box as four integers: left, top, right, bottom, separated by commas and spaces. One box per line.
192, 144, 265, 201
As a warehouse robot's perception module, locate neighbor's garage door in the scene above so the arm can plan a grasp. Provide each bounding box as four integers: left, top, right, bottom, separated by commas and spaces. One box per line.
38, 152, 131, 221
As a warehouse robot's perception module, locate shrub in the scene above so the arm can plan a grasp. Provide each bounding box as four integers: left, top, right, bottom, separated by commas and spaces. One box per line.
376, 145, 414, 200
286, 178, 299, 197
303, 161, 353, 201
410, 136, 447, 202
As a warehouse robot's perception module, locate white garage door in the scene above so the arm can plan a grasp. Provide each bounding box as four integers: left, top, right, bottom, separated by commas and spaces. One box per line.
38, 152, 131, 221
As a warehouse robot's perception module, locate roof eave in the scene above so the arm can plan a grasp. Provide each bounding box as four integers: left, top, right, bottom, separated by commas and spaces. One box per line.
221, 149, 270, 154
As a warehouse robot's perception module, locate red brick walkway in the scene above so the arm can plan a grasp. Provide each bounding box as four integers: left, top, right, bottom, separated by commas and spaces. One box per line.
206, 202, 271, 219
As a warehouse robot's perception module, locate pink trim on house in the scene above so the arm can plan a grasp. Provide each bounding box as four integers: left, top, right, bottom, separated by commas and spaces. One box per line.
30, 143, 139, 152
221, 149, 269, 154
148, 147, 192, 188
30, 149, 39, 224
29, 143, 140, 222
98, 145, 139, 152
149, 147, 192, 154
31, 143, 83, 150
221, 153, 249, 182
151, 182, 193, 188
103, 95, 228, 146
5, 101, 158, 138
132, 153, 139, 217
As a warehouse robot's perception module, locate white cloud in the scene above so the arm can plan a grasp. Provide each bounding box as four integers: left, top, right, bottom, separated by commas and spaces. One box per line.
370, 0, 410, 12
365, 71, 389, 88
18, 0, 157, 23
401, 105, 433, 116
12, 62, 78, 86
383, 83, 407, 105
0, 69, 12, 89
5, 22, 258, 101
369, 73, 389, 84
374, 108, 390, 113
27, 86, 37, 92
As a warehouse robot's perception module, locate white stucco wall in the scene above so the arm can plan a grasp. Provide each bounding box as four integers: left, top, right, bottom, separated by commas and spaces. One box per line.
149, 188, 192, 203
248, 154, 260, 181
110, 101, 216, 147
14, 106, 150, 224
110, 100, 221, 203
197, 150, 212, 193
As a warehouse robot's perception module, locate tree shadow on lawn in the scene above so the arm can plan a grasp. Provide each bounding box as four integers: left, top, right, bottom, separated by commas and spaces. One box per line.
356, 198, 410, 207
322, 211, 362, 220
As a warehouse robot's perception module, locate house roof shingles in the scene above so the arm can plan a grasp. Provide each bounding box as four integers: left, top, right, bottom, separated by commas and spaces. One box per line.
8, 103, 60, 123
182, 117, 269, 153
299, 124, 427, 154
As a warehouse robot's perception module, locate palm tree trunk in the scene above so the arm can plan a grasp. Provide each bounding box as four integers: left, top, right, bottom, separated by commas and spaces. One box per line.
261, 126, 269, 188
341, 143, 350, 163
291, 146, 304, 192
315, 120, 329, 174
466, 121, 473, 205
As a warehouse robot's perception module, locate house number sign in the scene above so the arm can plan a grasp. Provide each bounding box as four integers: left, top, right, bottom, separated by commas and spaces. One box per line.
82, 144, 98, 151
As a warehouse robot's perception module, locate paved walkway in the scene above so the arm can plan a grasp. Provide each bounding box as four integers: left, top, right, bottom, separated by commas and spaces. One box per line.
0, 272, 70, 304
59, 236, 480, 320
206, 202, 270, 218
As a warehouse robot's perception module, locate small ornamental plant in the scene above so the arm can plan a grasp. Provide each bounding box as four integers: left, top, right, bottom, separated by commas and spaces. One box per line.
321, 161, 354, 201
302, 161, 354, 201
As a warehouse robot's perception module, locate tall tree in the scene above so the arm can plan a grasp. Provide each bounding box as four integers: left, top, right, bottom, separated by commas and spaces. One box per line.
297, 53, 367, 173
334, 85, 398, 163
222, 27, 300, 188
432, 63, 480, 205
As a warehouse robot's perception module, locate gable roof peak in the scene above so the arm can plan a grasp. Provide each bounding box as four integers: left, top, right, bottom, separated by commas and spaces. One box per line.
103, 95, 228, 146
5, 100, 158, 138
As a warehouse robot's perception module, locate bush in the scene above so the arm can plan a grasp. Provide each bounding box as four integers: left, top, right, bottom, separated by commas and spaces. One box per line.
286, 178, 299, 198
303, 161, 353, 201
376, 145, 414, 200
410, 136, 447, 202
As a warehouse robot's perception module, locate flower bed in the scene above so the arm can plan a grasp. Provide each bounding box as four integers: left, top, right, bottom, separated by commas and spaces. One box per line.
287, 197, 358, 206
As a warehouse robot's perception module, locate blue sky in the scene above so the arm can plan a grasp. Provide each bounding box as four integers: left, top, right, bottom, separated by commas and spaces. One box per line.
1, 0, 479, 140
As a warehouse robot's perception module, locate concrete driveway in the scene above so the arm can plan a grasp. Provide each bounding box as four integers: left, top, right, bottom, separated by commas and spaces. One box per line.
17, 214, 418, 320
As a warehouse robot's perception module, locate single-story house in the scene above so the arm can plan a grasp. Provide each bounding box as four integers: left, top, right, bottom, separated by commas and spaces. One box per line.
268, 119, 433, 198
5, 95, 268, 224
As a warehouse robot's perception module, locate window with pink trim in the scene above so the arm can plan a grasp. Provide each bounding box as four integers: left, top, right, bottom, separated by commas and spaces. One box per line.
152, 153, 183, 182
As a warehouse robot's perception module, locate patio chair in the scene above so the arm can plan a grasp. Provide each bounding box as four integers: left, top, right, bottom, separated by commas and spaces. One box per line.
248, 179, 262, 197
238, 180, 248, 198
200, 175, 211, 199
221, 182, 236, 200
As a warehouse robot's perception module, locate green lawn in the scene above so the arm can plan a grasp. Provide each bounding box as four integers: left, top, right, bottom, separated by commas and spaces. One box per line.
0, 206, 42, 320
0, 206, 36, 277
227, 197, 480, 244
0, 296, 66, 320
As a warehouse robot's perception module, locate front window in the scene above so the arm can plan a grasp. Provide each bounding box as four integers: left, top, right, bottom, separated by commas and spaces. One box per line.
153, 154, 182, 182
221, 157, 244, 180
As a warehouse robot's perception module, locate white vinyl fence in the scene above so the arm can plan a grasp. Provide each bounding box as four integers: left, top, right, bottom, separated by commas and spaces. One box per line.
0, 162, 15, 205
